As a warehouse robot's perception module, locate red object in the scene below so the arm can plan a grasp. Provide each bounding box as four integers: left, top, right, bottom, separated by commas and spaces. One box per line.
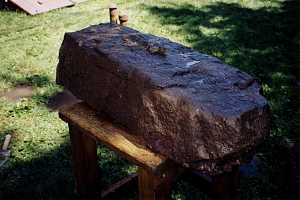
9, 0, 87, 15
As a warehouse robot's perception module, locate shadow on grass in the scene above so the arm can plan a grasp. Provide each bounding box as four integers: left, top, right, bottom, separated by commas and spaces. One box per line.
0, 140, 137, 200
0, 72, 53, 88
0, 142, 76, 200
145, 0, 299, 199
0, 1, 18, 11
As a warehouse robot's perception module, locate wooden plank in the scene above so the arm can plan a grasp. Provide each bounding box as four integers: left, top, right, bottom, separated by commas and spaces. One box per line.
70, 0, 88, 3
69, 124, 100, 198
59, 102, 170, 175
138, 167, 179, 200
36, 0, 53, 4
181, 170, 212, 195
34, 0, 74, 13
101, 173, 138, 199
9, 0, 87, 15
211, 166, 240, 200
9, 0, 39, 15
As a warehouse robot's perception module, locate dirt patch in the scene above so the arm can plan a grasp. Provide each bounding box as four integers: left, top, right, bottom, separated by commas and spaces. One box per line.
0, 85, 34, 102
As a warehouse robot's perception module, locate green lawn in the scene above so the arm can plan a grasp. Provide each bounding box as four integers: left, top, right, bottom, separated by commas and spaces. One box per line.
0, 0, 299, 199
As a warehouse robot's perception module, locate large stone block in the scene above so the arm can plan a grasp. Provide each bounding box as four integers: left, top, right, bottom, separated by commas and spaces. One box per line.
57, 23, 269, 174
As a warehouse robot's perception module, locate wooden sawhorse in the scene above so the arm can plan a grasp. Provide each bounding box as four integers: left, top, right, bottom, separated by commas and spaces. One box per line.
59, 102, 238, 200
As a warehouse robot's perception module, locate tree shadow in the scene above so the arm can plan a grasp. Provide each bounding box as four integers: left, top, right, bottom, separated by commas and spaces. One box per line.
0, 140, 77, 200
0, 132, 211, 200
146, 0, 299, 199
0, 138, 137, 200
0, 1, 18, 11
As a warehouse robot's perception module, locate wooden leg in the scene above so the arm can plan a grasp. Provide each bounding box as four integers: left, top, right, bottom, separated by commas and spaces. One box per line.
138, 167, 177, 200
69, 124, 99, 199
211, 167, 239, 200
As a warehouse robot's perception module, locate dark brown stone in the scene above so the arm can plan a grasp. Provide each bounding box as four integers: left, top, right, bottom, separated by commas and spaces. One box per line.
56, 23, 269, 174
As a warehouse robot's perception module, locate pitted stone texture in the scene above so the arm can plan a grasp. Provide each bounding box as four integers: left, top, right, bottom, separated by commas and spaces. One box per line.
57, 23, 269, 174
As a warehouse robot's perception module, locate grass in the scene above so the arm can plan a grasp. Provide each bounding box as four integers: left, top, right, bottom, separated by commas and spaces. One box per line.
0, 0, 299, 199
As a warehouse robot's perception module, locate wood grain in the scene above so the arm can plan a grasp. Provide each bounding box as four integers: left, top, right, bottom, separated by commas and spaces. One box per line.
138, 167, 180, 200
59, 102, 170, 175
69, 124, 100, 198
211, 166, 239, 200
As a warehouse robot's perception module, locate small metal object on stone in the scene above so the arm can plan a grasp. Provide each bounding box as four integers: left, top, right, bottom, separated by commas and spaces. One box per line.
119, 13, 128, 26
146, 39, 167, 56
109, 3, 119, 24
56, 23, 270, 174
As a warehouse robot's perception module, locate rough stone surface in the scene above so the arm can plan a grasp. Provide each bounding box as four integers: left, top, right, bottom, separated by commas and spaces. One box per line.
56, 23, 269, 174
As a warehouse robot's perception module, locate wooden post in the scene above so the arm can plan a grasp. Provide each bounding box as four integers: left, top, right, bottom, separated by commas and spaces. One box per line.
109, 3, 119, 24
211, 166, 240, 200
2, 134, 11, 150
138, 167, 178, 200
119, 14, 128, 26
69, 125, 99, 199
